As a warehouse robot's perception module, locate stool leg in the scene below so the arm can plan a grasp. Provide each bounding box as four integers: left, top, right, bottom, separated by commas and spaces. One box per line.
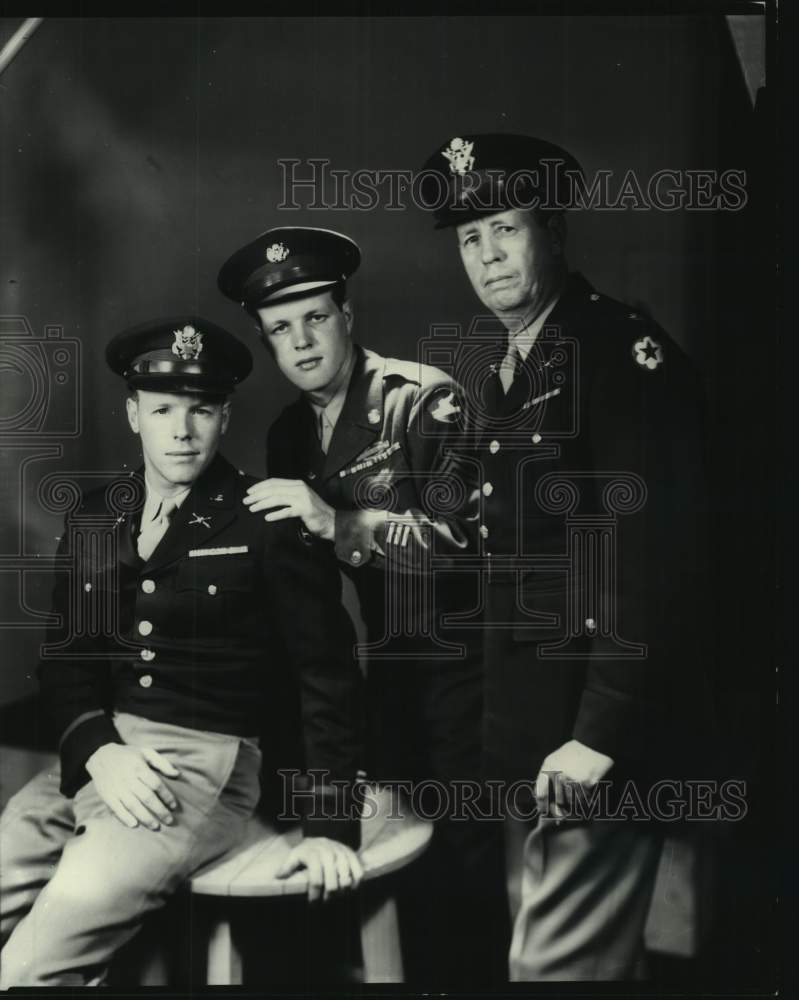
360, 886, 404, 983
138, 942, 170, 986
207, 914, 242, 986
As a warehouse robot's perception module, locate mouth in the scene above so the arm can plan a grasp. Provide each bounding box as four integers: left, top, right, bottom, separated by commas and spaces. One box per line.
296, 357, 324, 372
166, 451, 200, 458
485, 275, 515, 287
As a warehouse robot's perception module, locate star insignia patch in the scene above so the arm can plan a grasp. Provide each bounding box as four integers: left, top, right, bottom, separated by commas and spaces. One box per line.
633, 335, 664, 371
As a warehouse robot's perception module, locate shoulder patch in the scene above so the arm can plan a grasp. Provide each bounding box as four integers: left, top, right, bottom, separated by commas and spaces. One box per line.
427, 387, 462, 423
632, 334, 664, 371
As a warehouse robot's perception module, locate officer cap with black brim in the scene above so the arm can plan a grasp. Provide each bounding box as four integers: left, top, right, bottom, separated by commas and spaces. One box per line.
217, 227, 361, 312
106, 316, 253, 395
419, 133, 585, 230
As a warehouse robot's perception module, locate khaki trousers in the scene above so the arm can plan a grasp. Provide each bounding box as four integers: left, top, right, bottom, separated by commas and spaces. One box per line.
0, 713, 261, 988
505, 816, 662, 981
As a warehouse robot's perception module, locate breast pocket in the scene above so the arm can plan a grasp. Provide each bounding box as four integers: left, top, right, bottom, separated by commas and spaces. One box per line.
174, 558, 257, 636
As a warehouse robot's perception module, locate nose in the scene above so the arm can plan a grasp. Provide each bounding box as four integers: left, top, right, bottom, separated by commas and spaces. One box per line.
481, 230, 503, 266
290, 322, 314, 351
172, 410, 192, 440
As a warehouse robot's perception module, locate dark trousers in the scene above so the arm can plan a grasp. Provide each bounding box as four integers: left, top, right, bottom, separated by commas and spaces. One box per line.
366, 647, 510, 987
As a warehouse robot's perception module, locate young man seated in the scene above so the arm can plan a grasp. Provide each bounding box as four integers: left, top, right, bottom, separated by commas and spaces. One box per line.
0, 316, 364, 988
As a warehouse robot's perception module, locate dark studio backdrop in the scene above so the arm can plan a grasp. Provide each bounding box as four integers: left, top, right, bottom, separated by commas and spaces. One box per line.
0, 11, 777, 990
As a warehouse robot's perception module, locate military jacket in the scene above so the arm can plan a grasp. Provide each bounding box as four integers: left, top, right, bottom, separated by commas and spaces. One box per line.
37, 454, 364, 843
464, 272, 711, 776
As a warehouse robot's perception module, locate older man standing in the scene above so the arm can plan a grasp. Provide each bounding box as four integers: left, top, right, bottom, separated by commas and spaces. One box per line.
418, 133, 711, 980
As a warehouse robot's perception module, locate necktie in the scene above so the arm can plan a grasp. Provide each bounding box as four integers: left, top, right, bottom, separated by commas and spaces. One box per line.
137, 498, 177, 562
317, 409, 334, 454
499, 342, 521, 394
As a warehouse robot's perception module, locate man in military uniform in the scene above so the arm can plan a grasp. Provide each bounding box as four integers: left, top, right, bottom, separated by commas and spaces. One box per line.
217, 228, 509, 986
418, 134, 711, 980
0, 318, 364, 988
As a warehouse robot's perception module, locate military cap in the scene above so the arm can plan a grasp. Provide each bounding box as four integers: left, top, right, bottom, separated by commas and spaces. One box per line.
217, 227, 361, 310
419, 133, 584, 229
105, 315, 253, 394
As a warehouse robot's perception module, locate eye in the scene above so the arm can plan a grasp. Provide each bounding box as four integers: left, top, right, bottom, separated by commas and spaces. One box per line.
153, 407, 168, 415
495, 225, 516, 235
309, 313, 328, 323
192, 406, 212, 416
460, 233, 479, 249
269, 323, 288, 336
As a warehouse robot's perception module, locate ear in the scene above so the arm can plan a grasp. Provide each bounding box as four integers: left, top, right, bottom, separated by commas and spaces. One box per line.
125, 396, 140, 434
342, 299, 354, 336
547, 213, 567, 256
220, 401, 231, 435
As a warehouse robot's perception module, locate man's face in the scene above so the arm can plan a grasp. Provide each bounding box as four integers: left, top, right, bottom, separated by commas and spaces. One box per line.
126, 391, 230, 493
256, 290, 353, 394
456, 208, 563, 320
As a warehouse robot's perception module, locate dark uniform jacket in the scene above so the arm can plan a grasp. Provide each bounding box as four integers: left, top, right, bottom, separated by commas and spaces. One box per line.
467, 272, 712, 784
266, 345, 479, 635
37, 453, 364, 844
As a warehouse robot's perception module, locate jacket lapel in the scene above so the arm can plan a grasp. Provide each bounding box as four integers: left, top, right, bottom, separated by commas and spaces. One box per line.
322, 346, 384, 481
142, 455, 240, 573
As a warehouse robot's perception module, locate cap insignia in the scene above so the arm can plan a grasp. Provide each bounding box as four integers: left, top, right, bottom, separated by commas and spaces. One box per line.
266, 242, 290, 264
172, 325, 203, 361
442, 137, 475, 176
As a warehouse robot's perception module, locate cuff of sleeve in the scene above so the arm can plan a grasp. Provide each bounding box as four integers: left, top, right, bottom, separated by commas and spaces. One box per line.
572, 686, 651, 765
334, 509, 387, 568
59, 713, 123, 798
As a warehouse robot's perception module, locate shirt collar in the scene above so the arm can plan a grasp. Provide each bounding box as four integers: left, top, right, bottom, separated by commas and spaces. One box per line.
142, 474, 191, 521
307, 353, 357, 434
508, 293, 561, 362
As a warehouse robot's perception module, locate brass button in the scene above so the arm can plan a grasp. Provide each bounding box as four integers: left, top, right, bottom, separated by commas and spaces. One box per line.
207, 584, 218, 596
489, 440, 500, 454
590, 293, 600, 302
531, 433, 542, 444
586, 618, 597, 631
482, 482, 494, 497
140, 648, 155, 662
479, 525, 489, 539
84, 582, 92, 592
141, 579, 155, 594
139, 674, 153, 689
350, 550, 363, 566
138, 620, 153, 637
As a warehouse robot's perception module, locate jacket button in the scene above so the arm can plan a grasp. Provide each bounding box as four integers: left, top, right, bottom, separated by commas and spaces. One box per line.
207, 584, 218, 596
586, 618, 597, 631
141, 579, 155, 594
139, 674, 153, 688
138, 620, 153, 637
590, 293, 600, 302
84, 582, 92, 592
482, 482, 494, 497
350, 550, 363, 566
140, 648, 155, 662
531, 433, 542, 444
489, 440, 500, 454
479, 525, 489, 539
